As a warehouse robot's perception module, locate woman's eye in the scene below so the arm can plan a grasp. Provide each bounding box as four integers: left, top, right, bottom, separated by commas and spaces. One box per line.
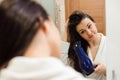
80, 31, 85, 34
88, 24, 91, 28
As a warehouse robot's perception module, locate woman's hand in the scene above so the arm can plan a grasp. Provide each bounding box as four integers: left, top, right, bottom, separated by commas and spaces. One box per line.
94, 62, 106, 75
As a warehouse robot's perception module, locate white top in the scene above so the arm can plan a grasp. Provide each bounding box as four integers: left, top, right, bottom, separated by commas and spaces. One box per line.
87, 33, 106, 80
0, 57, 94, 80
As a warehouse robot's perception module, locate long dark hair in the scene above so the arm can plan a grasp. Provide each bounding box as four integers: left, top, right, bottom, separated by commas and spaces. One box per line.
67, 11, 95, 74
0, 0, 48, 69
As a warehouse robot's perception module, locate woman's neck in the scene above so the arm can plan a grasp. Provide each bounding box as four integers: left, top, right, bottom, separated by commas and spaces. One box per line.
24, 43, 51, 58
23, 30, 51, 58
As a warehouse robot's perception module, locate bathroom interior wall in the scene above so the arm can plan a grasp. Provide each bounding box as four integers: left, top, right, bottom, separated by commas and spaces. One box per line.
106, 0, 120, 80
39, 0, 55, 22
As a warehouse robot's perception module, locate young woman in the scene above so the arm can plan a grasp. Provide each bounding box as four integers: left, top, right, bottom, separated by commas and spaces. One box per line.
0, 0, 93, 80
67, 11, 106, 80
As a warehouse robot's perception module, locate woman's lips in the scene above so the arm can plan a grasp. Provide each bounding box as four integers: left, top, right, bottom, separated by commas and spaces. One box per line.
89, 35, 94, 38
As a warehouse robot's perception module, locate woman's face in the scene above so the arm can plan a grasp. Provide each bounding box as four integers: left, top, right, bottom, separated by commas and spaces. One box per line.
76, 17, 98, 41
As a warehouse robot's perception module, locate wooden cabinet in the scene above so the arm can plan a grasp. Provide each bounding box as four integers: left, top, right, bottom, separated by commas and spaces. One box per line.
65, 0, 106, 35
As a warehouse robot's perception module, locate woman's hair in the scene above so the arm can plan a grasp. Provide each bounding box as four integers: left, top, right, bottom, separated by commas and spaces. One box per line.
0, 0, 48, 69
67, 10, 95, 75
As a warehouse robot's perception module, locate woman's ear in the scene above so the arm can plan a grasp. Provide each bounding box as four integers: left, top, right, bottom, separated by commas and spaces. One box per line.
37, 17, 50, 35
41, 23, 48, 33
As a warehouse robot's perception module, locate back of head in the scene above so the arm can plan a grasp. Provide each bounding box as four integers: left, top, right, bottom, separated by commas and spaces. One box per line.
0, 0, 48, 69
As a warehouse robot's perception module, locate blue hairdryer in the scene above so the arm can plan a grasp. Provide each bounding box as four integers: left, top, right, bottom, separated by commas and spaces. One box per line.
74, 41, 94, 75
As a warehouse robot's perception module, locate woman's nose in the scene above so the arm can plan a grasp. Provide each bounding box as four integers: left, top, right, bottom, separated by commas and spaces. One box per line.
86, 30, 92, 35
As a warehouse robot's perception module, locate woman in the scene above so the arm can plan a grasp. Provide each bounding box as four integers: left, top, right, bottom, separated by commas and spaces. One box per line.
67, 11, 106, 80
0, 0, 93, 80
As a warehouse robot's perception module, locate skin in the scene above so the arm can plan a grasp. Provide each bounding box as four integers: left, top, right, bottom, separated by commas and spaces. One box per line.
76, 17, 106, 75
24, 17, 61, 59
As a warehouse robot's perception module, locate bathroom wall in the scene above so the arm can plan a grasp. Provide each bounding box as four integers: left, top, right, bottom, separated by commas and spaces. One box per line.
39, 0, 55, 22
106, 0, 120, 80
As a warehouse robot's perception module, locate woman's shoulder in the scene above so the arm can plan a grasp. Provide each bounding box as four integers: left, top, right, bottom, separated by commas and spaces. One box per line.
98, 33, 106, 38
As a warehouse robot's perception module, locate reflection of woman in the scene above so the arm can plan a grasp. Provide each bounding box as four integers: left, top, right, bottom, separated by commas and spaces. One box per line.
67, 11, 106, 80
0, 0, 93, 80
